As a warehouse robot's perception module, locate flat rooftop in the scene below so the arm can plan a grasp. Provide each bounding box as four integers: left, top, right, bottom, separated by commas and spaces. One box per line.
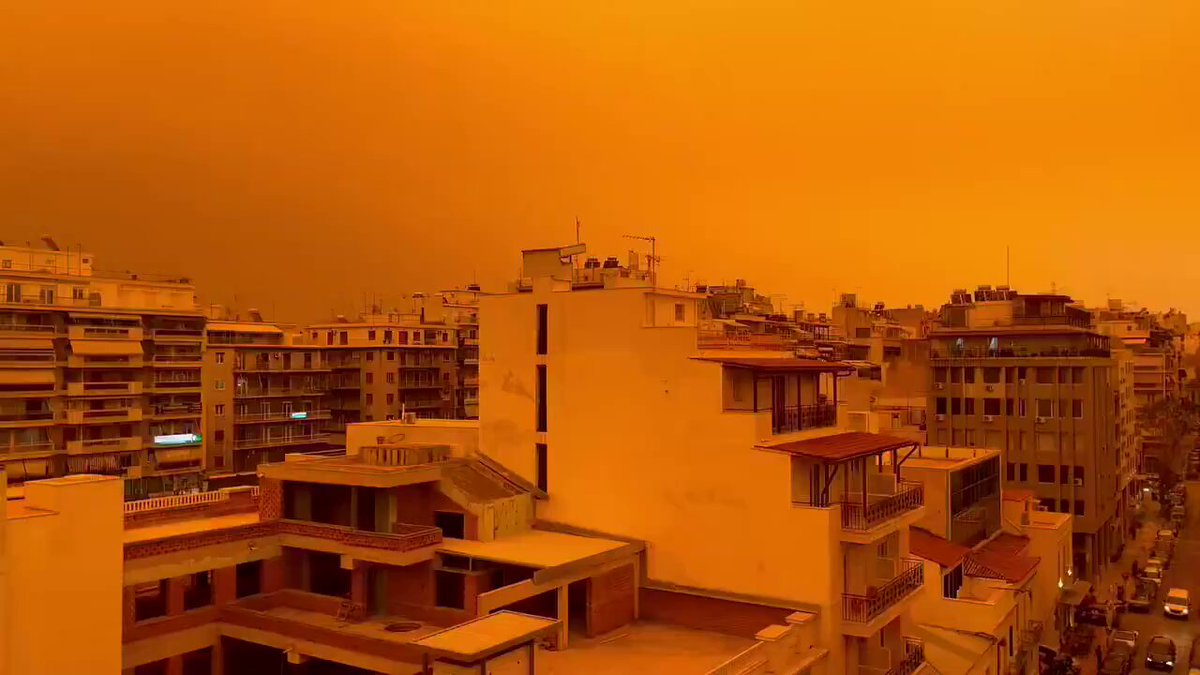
124, 511, 261, 544
257, 447, 453, 488
5, 500, 55, 521
411, 611, 558, 662
438, 529, 630, 569
537, 622, 754, 674
893, 446, 1000, 471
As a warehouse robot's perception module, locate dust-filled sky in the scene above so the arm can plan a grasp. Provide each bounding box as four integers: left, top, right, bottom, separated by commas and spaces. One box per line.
3, 1, 1200, 323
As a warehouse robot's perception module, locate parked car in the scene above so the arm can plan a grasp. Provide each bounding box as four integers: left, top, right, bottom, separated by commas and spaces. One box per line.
1171, 505, 1186, 522
1129, 579, 1159, 612
1142, 559, 1165, 582
1111, 630, 1139, 655
1146, 636, 1177, 671
1077, 604, 1119, 628
1157, 528, 1176, 543
1102, 652, 1133, 675
1152, 541, 1174, 568
1164, 587, 1190, 619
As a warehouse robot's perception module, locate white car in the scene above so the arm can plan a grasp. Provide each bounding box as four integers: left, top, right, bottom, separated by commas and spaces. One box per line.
1165, 588, 1190, 619
1143, 559, 1165, 581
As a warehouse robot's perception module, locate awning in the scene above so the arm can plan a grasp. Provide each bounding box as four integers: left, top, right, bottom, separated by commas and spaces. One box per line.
67, 454, 130, 473
68, 311, 139, 321
758, 431, 917, 462
0, 369, 55, 384
694, 356, 853, 373
1060, 580, 1092, 606
0, 458, 51, 481
207, 322, 282, 334
0, 338, 55, 350
71, 340, 143, 356
152, 448, 201, 465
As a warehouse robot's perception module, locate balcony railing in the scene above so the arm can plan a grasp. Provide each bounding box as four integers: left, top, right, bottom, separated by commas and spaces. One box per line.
842, 559, 923, 624
66, 437, 142, 454
931, 347, 1110, 360
66, 407, 143, 424
772, 403, 837, 435
277, 519, 443, 552
151, 354, 203, 364
0, 323, 56, 335
0, 411, 54, 424
68, 325, 143, 340
235, 409, 331, 423
150, 328, 204, 340
150, 403, 202, 417
841, 482, 924, 531
67, 381, 142, 396
233, 433, 329, 450
889, 638, 925, 675
237, 386, 329, 397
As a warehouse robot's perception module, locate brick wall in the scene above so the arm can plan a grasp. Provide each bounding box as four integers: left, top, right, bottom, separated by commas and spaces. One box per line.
384, 560, 435, 610
588, 564, 636, 637
430, 490, 479, 539
394, 483, 434, 527
124, 492, 259, 529
258, 478, 282, 520
639, 588, 792, 638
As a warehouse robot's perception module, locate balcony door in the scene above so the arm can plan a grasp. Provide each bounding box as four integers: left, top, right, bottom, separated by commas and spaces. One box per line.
771, 375, 788, 433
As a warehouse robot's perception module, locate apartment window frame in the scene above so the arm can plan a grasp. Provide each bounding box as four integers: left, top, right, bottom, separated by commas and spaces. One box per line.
368, 329, 376, 341
535, 442, 548, 493
1072, 399, 1083, 418
215, 352, 225, 365
536, 304, 548, 356
1037, 464, 1055, 484
1035, 398, 1053, 418
964, 398, 976, 415
214, 404, 225, 417
536, 365, 548, 433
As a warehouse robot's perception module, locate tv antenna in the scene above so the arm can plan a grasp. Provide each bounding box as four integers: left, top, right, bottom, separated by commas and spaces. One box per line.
622, 234, 660, 275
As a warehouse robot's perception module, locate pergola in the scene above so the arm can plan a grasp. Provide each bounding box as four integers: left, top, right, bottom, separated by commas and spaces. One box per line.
759, 432, 921, 513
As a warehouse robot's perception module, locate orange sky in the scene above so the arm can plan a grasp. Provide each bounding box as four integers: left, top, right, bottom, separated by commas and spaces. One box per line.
3, 1, 1200, 322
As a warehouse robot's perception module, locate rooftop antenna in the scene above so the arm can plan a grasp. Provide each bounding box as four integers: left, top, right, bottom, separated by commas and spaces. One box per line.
575, 216, 581, 244
1006, 245, 1010, 288
622, 234, 659, 275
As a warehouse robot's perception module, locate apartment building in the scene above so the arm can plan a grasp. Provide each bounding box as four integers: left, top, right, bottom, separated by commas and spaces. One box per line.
0, 472, 124, 675
471, 243, 935, 675
438, 288, 483, 419
896, 447, 1071, 675
926, 286, 1121, 581
0, 241, 206, 498
311, 310, 460, 446
203, 313, 332, 485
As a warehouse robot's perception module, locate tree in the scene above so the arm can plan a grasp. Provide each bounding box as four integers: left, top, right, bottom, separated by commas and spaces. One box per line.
1137, 396, 1200, 490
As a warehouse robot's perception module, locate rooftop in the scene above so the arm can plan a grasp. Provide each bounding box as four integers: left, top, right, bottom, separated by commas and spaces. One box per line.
123, 511, 260, 544
910, 528, 970, 568
257, 446, 453, 487
966, 534, 1039, 584
410, 611, 558, 662
758, 432, 917, 462
438, 529, 632, 569
896, 446, 1001, 471
537, 622, 755, 674
693, 356, 853, 373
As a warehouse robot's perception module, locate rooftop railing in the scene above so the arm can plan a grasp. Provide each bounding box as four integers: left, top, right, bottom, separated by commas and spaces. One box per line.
841, 482, 924, 531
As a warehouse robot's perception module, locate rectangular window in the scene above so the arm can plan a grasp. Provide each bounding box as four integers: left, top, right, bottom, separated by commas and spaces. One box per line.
1018, 399, 1027, 417
951, 368, 962, 384
235, 561, 262, 599
1006, 462, 1015, 481
536, 365, 548, 432
984, 398, 1001, 415
368, 329, 376, 341
951, 398, 962, 415
386, 372, 395, 384
1060, 499, 1070, 513
1019, 463, 1028, 482
384, 330, 393, 344
1072, 399, 1083, 418
536, 304, 548, 355
934, 367, 947, 383
983, 368, 1001, 384
366, 352, 374, 362
366, 393, 373, 405
1039, 498, 1056, 512
339, 331, 348, 345
387, 351, 395, 360
1005, 398, 1014, 415
1017, 366, 1027, 381
936, 398, 947, 414
1036, 367, 1053, 384
1036, 399, 1053, 417
386, 393, 394, 405
214, 352, 225, 364
215, 404, 225, 417
1074, 500, 1085, 516
1074, 466, 1084, 485
434, 511, 466, 539
535, 443, 548, 492
365, 372, 373, 384
1059, 465, 1069, 485
1038, 465, 1055, 484
964, 368, 976, 384
674, 303, 685, 321
964, 398, 975, 415
1072, 367, 1085, 384
1058, 368, 1069, 384
183, 571, 213, 610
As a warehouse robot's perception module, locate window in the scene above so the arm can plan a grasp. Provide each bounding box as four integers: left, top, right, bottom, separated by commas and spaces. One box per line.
368, 329, 376, 341
1009, 627, 1014, 657
214, 430, 224, 442
326, 331, 334, 345
386, 372, 395, 384
1074, 500, 1085, 516
1018, 399, 1027, 417
1038, 465, 1055, 484
536, 443, 548, 492
1017, 366, 1027, 380
983, 368, 1001, 384
1036, 367, 1053, 384
215, 380, 225, 391
1006, 462, 1016, 481
1072, 367, 1085, 384
1072, 399, 1083, 418
536, 365, 547, 432
1058, 368, 1069, 384
435, 570, 466, 609
435, 511, 466, 539
964, 398, 975, 415
1005, 398, 1014, 415
215, 352, 225, 364
338, 331, 348, 345
674, 303, 685, 321
133, 580, 169, 622
964, 368, 976, 384
72, 286, 85, 300
1074, 466, 1084, 484
1036, 399, 1053, 417
366, 352, 374, 362
1039, 498, 1056, 512
951, 398, 962, 415
386, 393, 394, 405
366, 393, 373, 405
942, 565, 964, 599
536, 304, 548, 355
934, 367, 947, 383
213, 456, 224, 469
984, 398, 1001, 415
235, 561, 262, 598
936, 398, 947, 415
1019, 463, 1028, 482
951, 368, 962, 384
38, 286, 54, 304
365, 373, 373, 384
383, 329, 393, 344
1059, 499, 1070, 513
183, 571, 213, 610
214, 404, 225, 417
387, 351, 395, 360
0, 259, 9, 269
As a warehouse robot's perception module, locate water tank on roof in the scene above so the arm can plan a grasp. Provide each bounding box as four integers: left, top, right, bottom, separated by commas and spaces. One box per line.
584, 257, 601, 269
602, 257, 620, 269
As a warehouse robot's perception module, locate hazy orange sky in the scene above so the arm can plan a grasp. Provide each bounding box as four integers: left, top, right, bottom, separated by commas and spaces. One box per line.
3, 1, 1200, 322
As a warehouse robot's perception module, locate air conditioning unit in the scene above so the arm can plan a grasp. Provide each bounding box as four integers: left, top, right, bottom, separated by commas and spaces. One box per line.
1035, 416, 1047, 424
983, 415, 995, 422
985, 384, 995, 392
934, 382, 945, 390
936, 414, 946, 421
1073, 478, 1084, 487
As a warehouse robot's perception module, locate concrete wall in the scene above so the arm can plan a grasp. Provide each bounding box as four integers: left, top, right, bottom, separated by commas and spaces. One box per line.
5, 475, 123, 675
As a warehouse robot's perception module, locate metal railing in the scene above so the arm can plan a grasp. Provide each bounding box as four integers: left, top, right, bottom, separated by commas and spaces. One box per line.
233, 433, 328, 450
931, 347, 1110, 359
0, 411, 54, 423
0, 323, 56, 334
888, 638, 925, 675
237, 386, 329, 397
234, 409, 331, 423
773, 403, 837, 434
841, 482, 924, 530
276, 519, 443, 552
842, 559, 923, 623
150, 328, 204, 339
152, 354, 202, 363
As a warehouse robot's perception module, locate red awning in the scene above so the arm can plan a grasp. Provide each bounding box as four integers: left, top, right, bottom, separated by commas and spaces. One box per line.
910, 528, 970, 568
759, 431, 917, 462
694, 356, 853, 374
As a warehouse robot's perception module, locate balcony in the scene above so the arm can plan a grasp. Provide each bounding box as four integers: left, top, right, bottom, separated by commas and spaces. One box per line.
66, 407, 143, 424
930, 346, 1110, 362
150, 354, 203, 367
277, 519, 443, 553
841, 481, 925, 532
235, 409, 332, 424
0, 352, 57, 367
236, 361, 331, 373
67, 355, 144, 369
149, 402, 202, 419
400, 380, 441, 389
890, 639, 926, 675
0, 323, 57, 337
150, 377, 202, 393
773, 404, 838, 435
842, 559, 923, 630
462, 377, 479, 388
233, 433, 329, 450
236, 386, 328, 398
66, 436, 143, 454
66, 381, 143, 396
0, 411, 56, 427
149, 328, 204, 341
0, 440, 56, 459
68, 325, 143, 341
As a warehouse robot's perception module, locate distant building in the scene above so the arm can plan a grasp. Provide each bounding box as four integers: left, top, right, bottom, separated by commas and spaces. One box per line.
926, 286, 1123, 580
0, 240, 206, 498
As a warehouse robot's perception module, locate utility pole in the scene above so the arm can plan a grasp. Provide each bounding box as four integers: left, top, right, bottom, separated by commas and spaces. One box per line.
622, 234, 659, 275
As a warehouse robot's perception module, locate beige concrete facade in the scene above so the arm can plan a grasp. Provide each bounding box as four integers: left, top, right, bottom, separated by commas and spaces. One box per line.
0, 242, 207, 498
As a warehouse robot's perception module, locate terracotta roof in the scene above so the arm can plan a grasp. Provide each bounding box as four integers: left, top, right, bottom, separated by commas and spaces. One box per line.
981, 532, 1031, 556
910, 528, 970, 568
694, 356, 854, 373
965, 550, 1039, 583
1002, 488, 1036, 502
759, 432, 918, 462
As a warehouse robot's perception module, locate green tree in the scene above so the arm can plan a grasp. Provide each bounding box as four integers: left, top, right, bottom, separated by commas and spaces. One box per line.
1137, 396, 1200, 490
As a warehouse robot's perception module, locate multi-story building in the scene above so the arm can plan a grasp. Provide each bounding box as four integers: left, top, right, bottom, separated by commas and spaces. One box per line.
203, 311, 332, 486
438, 287, 483, 419
896, 446, 1070, 674
0, 241, 206, 498
471, 243, 935, 675
926, 286, 1120, 580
